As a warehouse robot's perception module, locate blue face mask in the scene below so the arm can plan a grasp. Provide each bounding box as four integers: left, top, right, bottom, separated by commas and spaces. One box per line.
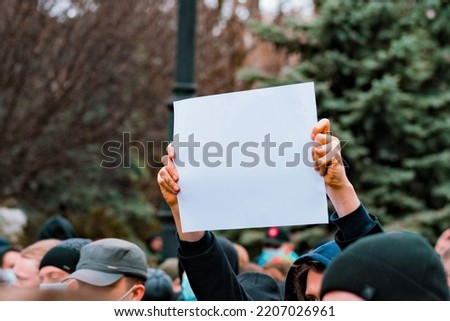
257, 248, 284, 266
39, 282, 70, 291
0, 269, 16, 286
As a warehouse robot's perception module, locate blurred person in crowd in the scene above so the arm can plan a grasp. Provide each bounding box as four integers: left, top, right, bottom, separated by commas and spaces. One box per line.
13, 239, 60, 288
216, 236, 240, 274
158, 257, 181, 298
441, 248, 450, 288
435, 229, 450, 288
39, 238, 91, 285
0, 237, 20, 288
0, 286, 91, 300
0, 236, 20, 269
253, 227, 298, 292
142, 268, 174, 301
237, 262, 286, 297
239, 262, 265, 274
233, 242, 250, 272
179, 271, 197, 301
263, 260, 291, 281
64, 238, 147, 301
284, 240, 340, 300
255, 226, 299, 266
38, 214, 76, 241
435, 228, 450, 257
237, 271, 283, 300
157, 118, 382, 300
1, 267, 17, 288
320, 232, 449, 300
145, 232, 164, 267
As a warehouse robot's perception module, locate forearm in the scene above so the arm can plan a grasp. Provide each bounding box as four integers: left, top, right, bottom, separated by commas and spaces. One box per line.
326, 180, 360, 218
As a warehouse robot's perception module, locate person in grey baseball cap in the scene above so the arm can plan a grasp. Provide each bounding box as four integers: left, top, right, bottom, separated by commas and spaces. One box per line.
64, 238, 148, 300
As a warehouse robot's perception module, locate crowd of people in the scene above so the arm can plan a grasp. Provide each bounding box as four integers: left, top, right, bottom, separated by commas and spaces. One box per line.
0, 119, 449, 300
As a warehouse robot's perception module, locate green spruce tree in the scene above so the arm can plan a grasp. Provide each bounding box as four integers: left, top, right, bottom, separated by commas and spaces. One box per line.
241, 0, 450, 236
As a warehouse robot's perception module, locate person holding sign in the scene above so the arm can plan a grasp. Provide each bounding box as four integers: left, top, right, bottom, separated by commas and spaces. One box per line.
157, 118, 382, 300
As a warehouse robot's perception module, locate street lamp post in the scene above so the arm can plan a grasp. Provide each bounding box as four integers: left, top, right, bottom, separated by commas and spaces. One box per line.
159, 0, 197, 260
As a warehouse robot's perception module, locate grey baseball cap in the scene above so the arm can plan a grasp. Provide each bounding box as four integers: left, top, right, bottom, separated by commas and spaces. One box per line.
66, 238, 148, 286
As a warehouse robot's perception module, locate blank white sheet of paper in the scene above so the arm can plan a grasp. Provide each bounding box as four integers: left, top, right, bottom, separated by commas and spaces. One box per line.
173, 82, 328, 232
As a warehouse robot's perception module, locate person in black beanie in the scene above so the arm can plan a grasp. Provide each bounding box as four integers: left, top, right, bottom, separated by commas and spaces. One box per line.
237, 271, 283, 300
39, 238, 91, 284
142, 268, 174, 301
320, 232, 449, 301
145, 233, 164, 267
38, 215, 77, 241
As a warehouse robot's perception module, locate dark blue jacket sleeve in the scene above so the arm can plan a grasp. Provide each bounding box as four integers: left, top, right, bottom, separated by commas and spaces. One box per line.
178, 232, 251, 301
330, 202, 383, 251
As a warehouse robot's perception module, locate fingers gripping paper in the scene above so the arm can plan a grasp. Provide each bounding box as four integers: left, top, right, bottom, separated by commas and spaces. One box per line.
173, 82, 328, 232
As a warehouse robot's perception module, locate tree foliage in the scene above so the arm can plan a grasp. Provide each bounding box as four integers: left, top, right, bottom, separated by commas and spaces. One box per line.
242, 0, 450, 239
0, 0, 248, 243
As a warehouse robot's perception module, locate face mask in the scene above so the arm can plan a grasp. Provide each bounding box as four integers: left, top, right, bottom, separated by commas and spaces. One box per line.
257, 248, 284, 265
118, 285, 136, 301
39, 282, 70, 291
0, 269, 16, 286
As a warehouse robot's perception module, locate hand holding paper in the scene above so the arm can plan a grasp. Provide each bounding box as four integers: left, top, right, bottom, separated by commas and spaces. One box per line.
310, 118, 360, 217
157, 145, 206, 242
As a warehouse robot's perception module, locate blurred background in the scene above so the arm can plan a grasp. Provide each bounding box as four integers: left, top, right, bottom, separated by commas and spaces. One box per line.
0, 0, 449, 259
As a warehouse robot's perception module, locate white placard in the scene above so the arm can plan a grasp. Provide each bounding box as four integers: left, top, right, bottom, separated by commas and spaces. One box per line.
173, 82, 327, 232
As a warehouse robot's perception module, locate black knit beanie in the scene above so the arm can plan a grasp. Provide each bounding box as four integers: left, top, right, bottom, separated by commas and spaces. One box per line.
142, 268, 174, 301
320, 232, 449, 301
38, 215, 77, 241
0, 237, 18, 265
39, 238, 91, 273
238, 272, 283, 301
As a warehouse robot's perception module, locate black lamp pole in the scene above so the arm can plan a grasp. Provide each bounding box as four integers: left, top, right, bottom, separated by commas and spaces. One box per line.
159, 0, 197, 260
